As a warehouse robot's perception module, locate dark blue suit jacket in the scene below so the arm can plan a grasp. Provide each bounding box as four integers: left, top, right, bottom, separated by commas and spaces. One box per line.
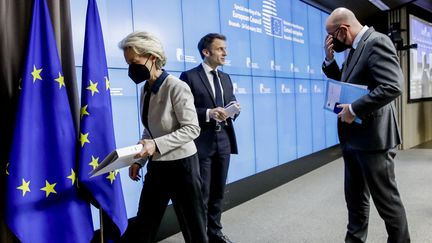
180, 64, 238, 157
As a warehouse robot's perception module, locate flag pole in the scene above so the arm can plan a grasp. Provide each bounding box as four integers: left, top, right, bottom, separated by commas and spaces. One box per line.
99, 207, 104, 243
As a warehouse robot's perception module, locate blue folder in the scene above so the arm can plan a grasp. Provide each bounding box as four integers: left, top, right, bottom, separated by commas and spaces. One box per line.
324, 79, 369, 124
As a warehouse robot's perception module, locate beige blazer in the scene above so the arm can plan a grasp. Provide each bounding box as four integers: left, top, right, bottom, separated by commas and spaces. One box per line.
139, 74, 200, 161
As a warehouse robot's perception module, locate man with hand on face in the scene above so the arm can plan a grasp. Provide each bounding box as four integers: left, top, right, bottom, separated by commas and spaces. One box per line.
322, 8, 410, 243
119, 31, 207, 243
180, 33, 240, 243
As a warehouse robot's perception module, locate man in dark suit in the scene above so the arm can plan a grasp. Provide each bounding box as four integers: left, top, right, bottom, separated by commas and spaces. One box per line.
180, 33, 240, 243
322, 8, 410, 243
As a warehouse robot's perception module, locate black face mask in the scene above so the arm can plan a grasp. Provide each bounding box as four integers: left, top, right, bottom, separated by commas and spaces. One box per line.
128, 59, 153, 84
332, 36, 350, 53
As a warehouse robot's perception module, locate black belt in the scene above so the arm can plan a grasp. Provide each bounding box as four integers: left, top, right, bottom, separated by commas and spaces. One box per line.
215, 121, 228, 132
200, 121, 228, 132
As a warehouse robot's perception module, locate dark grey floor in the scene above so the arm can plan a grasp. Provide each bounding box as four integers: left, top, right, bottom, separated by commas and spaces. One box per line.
160, 148, 432, 243
413, 139, 432, 149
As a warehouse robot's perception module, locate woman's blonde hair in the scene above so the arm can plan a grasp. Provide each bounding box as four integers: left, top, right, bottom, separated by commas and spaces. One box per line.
118, 31, 167, 69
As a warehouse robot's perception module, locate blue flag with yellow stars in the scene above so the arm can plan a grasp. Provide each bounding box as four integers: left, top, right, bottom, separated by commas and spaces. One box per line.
78, 0, 128, 239
5, 0, 94, 242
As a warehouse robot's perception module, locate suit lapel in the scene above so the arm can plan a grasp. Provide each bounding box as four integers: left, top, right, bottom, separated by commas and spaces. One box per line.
342, 27, 374, 82
197, 64, 217, 106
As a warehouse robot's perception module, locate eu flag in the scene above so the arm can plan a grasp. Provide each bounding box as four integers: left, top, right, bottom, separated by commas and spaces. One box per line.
78, 0, 128, 239
5, 0, 94, 242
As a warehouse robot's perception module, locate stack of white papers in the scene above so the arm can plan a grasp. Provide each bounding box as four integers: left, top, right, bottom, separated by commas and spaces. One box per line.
90, 144, 143, 177
224, 101, 240, 118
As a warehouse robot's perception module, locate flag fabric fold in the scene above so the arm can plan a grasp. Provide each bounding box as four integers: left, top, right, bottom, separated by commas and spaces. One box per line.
78, 0, 128, 238
5, 0, 94, 242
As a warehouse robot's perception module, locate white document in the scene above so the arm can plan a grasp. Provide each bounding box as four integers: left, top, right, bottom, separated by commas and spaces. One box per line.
325, 81, 343, 110
90, 144, 143, 177
224, 101, 240, 118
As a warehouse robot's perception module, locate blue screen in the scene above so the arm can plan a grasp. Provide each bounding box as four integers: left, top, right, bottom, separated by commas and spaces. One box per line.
292, 0, 310, 79
228, 75, 256, 183
182, 0, 221, 70
219, 0, 252, 75
311, 80, 326, 151
409, 15, 432, 100
132, 0, 185, 71
252, 76, 278, 172
308, 6, 324, 80
273, 0, 294, 78
70, 0, 338, 220
249, 1, 276, 77
294, 79, 313, 157
276, 78, 297, 163
71, 0, 134, 68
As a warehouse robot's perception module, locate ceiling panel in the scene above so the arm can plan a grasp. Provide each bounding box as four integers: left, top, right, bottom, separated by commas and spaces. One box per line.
305, 0, 432, 23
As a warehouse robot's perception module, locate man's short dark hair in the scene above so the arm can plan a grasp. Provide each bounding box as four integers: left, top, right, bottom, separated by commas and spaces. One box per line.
197, 33, 226, 59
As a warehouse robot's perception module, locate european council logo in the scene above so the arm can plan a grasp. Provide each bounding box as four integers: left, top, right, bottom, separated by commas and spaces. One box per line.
271, 16, 283, 38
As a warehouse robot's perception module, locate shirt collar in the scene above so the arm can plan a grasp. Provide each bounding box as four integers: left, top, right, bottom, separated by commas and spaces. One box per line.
202, 62, 218, 75
145, 69, 169, 94
352, 25, 369, 49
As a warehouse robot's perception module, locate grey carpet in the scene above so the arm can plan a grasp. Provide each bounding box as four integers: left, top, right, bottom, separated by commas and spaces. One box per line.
160, 148, 432, 243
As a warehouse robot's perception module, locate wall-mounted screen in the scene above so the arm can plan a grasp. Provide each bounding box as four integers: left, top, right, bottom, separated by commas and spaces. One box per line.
409, 14, 432, 101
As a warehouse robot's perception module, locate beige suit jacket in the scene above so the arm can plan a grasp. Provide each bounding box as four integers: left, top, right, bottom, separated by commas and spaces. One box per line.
139, 74, 200, 162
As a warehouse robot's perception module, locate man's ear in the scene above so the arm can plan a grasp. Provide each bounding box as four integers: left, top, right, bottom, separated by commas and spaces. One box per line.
202, 49, 209, 57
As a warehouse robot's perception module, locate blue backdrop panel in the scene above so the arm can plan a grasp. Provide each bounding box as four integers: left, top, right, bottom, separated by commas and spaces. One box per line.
249, 0, 276, 77
308, 5, 324, 80
70, 0, 133, 68
253, 76, 278, 172
311, 80, 326, 151
294, 78, 313, 157
219, 0, 252, 75
132, 0, 185, 71
276, 78, 297, 164
292, 0, 310, 79
228, 75, 256, 183
273, 0, 294, 78
182, 0, 221, 70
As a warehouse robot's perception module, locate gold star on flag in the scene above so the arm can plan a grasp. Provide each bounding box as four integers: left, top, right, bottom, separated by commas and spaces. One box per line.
17, 178, 31, 196
80, 105, 90, 119
107, 171, 116, 184
86, 80, 99, 96
40, 180, 57, 198
54, 72, 65, 89
79, 132, 90, 147
31, 65, 42, 83
67, 169, 77, 185
115, 169, 119, 176
105, 76, 110, 90
89, 156, 99, 170
5, 162, 9, 175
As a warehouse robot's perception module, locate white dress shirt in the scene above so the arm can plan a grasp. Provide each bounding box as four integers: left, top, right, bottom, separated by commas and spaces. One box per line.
202, 62, 224, 121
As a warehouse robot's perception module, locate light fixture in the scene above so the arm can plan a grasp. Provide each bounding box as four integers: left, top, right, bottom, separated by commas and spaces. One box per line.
368, 0, 390, 11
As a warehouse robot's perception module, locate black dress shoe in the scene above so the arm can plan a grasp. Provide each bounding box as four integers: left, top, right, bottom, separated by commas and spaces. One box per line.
208, 234, 234, 243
